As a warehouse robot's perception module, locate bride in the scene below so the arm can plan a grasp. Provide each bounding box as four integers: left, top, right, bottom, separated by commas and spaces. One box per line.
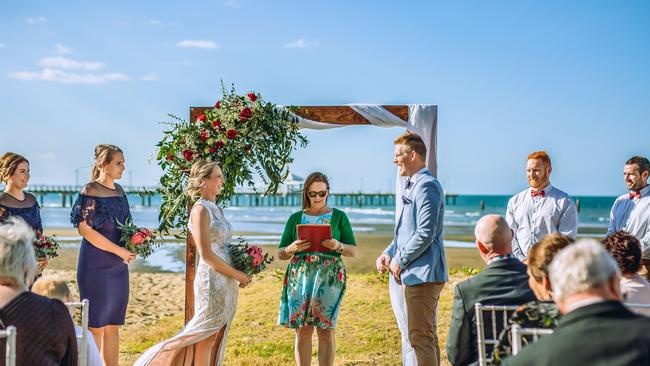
135, 160, 251, 365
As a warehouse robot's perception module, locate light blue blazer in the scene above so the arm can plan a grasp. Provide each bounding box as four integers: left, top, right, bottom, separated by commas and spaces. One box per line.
384, 169, 448, 285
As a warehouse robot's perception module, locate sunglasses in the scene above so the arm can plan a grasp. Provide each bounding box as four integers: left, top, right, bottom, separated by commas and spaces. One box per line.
308, 191, 328, 198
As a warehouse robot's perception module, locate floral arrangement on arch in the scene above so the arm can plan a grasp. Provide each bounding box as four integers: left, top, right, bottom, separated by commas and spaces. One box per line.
155, 83, 308, 235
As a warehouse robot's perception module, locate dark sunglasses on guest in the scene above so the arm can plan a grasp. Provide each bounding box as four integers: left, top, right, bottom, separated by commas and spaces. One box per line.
308, 191, 328, 198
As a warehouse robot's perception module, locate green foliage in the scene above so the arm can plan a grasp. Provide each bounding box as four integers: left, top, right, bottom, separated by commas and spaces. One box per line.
155, 82, 308, 236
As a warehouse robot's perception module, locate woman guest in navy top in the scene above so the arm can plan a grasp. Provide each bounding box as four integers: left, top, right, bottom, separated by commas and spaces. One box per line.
70, 144, 135, 366
0, 152, 48, 273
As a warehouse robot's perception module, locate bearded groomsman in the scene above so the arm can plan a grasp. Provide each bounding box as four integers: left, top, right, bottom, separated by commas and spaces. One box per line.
608, 156, 650, 278
506, 151, 578, 262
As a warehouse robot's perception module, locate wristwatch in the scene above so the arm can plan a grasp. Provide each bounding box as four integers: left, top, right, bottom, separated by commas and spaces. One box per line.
335, 243, 344, 254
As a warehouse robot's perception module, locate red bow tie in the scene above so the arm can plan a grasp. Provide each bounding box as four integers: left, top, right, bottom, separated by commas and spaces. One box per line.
531, 190, 545, 198
629, 191, 641, 200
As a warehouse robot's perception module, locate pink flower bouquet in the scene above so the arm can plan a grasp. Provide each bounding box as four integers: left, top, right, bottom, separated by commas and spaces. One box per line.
34, 233, 60, 259
228, 238, 274, 276
116, 218, 158, 258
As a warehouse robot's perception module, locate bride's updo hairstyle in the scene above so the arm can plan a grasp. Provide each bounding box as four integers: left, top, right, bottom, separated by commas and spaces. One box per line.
187, 160, 219, 200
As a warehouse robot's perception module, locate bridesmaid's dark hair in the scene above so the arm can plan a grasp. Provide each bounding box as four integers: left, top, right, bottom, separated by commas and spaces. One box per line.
302, 172, 330, 210
91, 144, 123, 180
0, 152, 29, 183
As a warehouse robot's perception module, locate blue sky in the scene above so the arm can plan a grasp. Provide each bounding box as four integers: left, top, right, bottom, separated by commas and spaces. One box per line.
1, 0, 648, 195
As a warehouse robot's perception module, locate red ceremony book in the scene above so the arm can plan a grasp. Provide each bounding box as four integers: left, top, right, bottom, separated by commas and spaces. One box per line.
297, 224, 333, 252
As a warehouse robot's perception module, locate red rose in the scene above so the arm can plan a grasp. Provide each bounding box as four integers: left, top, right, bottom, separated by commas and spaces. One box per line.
214, 100, 221, 108
131, 232, 146, 245
226, 129, 237, 140
337, 271, 344, 281
197, 114, 206, 123
212, 120, 221, 128
239, 107, 252, 122
247, 93, 257, 102
200, 130, 208, 142
183, 150, 193, 161
166, 154, 173, 161
215, 140, 225, 149
209, 146, 216, 154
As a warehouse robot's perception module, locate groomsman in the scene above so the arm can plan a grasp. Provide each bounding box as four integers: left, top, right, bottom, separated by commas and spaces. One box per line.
506, 151, 578, 262
608, 156, 650, 278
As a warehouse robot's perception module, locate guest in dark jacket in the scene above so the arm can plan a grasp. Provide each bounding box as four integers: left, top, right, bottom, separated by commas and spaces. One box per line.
0, 217, 77, 366
447, 215, 535, 366
503, 239, 650, 366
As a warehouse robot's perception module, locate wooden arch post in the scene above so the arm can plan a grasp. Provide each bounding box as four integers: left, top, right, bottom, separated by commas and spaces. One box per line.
184, 105, 409, 323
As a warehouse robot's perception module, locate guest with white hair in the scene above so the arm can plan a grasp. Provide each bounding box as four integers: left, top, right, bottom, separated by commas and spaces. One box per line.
502, 239, 650, 366
0, 217, 77, 365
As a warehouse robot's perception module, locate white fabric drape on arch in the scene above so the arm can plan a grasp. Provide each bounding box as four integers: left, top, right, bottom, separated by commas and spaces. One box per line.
291, 104, 438, 366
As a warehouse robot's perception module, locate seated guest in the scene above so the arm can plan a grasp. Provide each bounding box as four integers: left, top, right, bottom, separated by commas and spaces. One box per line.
446, 215, 536, 366
0, 217, 77, 365
491, 233, 573, 364
502, 240, 650, 366
603, 231, 650, 312
32, 275, 103, 366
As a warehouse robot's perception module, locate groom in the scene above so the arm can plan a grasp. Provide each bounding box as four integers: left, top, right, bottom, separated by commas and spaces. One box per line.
376, 131, 448, 365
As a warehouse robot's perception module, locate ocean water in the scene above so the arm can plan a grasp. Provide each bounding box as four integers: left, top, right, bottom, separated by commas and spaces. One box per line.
39, 193, 616, 234
42, 193, 617, 273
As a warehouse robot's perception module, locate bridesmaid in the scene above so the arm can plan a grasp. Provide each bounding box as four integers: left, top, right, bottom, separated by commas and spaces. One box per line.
0, 152, 47, 273
70, 144, 136, 366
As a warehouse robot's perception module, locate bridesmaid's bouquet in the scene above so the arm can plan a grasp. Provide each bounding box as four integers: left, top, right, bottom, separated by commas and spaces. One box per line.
116, 218, 158, 258
228, 238, 274, 276
34, 233, 60, 259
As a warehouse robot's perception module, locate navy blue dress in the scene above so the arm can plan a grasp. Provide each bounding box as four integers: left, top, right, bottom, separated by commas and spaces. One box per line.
70, 182, 131, 328
0, 192, 43, 235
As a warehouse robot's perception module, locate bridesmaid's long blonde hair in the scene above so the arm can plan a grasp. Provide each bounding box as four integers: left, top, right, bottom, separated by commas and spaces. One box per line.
187, 160, 219, 200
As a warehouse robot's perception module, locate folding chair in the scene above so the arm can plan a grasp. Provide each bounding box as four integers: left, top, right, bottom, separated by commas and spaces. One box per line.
475, 303, 519, 366
66, 299, 90, 366
0, 326, 16, 366
511, 324, 554, 355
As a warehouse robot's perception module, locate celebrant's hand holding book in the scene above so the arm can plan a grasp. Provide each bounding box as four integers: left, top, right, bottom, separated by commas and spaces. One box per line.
297, 224, 333, 253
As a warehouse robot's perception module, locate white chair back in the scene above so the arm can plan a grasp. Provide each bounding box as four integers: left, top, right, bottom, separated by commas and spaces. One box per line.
511, 324, 554, 355
66, 299, 89, 366
475, 303, 519, 366
0, 326, 16, 366
624, 302, 650, 316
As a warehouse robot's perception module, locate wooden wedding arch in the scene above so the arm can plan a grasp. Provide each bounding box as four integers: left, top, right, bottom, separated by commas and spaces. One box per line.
183, 105, 412, 322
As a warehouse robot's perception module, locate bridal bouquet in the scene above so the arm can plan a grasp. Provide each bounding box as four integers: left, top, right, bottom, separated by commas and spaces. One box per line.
34, 233, 60, 259
116, 218, 158, 258
228, 237, 274, 276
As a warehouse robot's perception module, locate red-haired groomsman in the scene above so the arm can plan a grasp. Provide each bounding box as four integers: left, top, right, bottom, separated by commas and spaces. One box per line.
506, 151, 578, 262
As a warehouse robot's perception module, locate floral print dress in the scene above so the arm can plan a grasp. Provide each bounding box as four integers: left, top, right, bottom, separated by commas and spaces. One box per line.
278, 209, 355, 329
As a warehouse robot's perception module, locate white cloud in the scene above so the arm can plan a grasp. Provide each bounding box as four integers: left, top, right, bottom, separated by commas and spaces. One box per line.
11, 68, 130, 84
139, 73, 159, 81
26, 16, 47, 25
176, 40, 219, 49
224, 0, 241, 8
39, 56, 104, 71
55, 44, 72, 54
148, 19, 178, 26
284, 38, 319, 49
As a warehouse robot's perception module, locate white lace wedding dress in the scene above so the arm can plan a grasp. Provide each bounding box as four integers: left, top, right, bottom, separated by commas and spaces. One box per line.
134, 199, 239, 365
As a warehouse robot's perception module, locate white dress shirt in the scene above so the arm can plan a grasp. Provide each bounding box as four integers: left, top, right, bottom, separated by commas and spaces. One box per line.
506, 184, 578, 261
607, 185, 650, 258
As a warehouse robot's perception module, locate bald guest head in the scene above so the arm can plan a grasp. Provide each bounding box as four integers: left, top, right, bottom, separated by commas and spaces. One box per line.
474, 214, 513, 260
